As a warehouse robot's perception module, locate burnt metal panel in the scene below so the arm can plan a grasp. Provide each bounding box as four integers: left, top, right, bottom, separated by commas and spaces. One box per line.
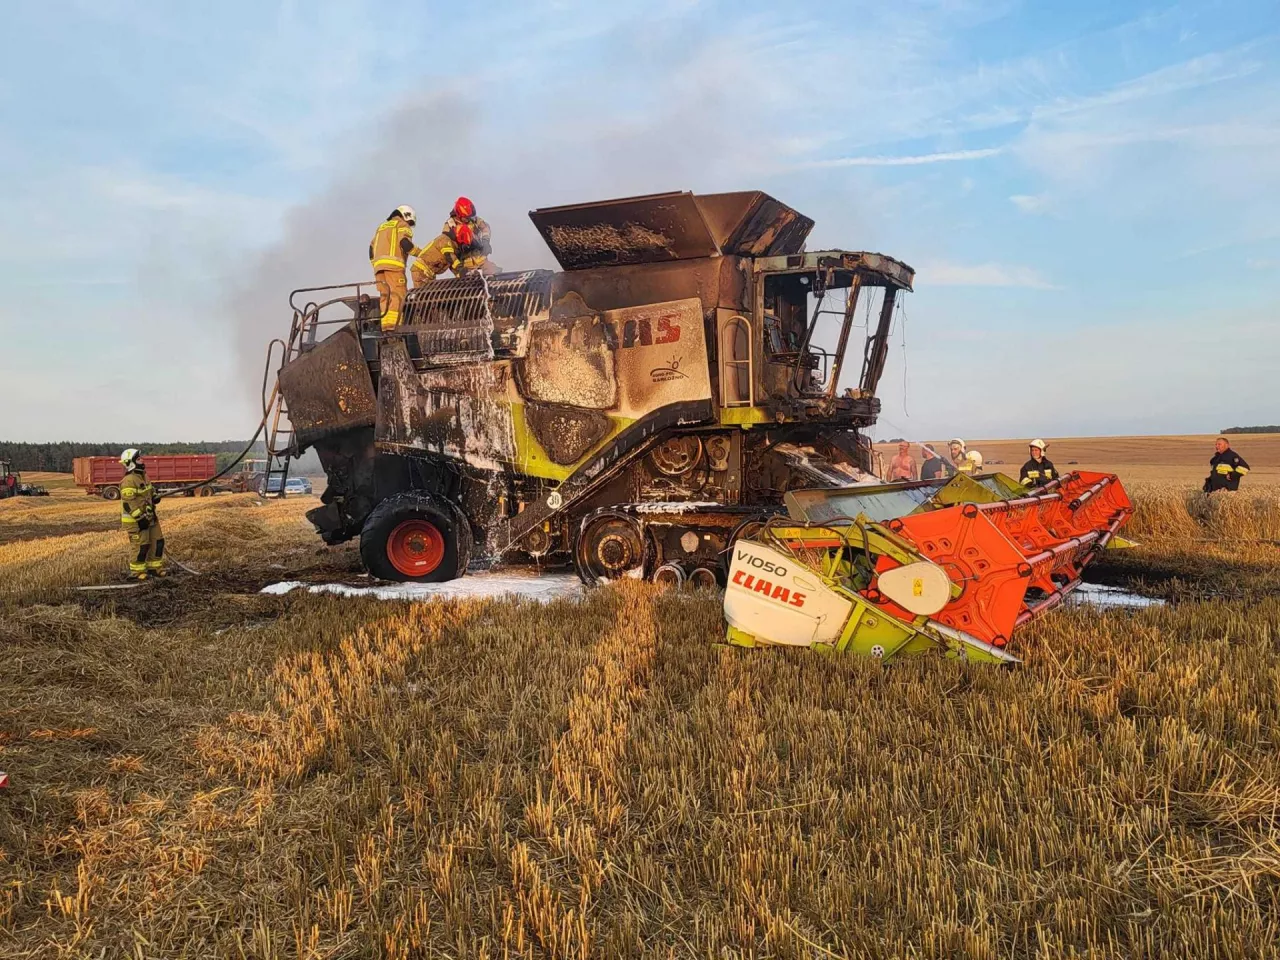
550, 257, 736, 315
520, 315, 618, 409
530, 192, 718, 270
695, 191, 814, 257
277, 323, 377, 451
525, 403, 612, 465
757, 250, 916, 291
376, 339, 517, 470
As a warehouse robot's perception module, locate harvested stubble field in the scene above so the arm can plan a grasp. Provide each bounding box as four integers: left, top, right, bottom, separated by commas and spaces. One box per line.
3, 469, 1280, 958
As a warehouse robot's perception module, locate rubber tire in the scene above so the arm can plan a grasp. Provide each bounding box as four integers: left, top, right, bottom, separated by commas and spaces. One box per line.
102, 486, 121, 501
360, 493, 468, 584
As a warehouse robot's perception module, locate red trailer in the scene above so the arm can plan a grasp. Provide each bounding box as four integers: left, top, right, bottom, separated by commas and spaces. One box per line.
73, 455, 218, 500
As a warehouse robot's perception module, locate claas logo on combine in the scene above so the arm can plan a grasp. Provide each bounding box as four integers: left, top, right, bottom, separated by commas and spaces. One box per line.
616, 315, 680, 348
731, 550, 807, 607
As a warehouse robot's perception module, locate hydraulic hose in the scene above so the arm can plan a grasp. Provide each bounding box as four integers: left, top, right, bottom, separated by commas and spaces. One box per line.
156, 332, 286, 500
154, 415, 268, 500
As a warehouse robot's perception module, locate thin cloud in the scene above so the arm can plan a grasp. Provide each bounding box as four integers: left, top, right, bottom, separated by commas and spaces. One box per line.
918, 261, 1060, 290
1009, 193, 1049, 214
801, 147, 1003, 168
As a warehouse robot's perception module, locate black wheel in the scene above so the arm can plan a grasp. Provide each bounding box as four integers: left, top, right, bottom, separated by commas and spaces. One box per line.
102, 486, 121, 501
574, 511, 651, 584
360, 493, 469, 583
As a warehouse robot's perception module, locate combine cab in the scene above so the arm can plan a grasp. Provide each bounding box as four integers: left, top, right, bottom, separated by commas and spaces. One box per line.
271, 189, 1130, 657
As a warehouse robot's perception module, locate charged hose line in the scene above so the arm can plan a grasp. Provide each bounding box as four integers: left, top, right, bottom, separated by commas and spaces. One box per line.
153, 414, 269, 501
157, 331, 286, 501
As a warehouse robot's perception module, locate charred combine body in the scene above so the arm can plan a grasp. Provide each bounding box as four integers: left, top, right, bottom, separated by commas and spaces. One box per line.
275, 190, 914, 585
272, 188, 1133, 662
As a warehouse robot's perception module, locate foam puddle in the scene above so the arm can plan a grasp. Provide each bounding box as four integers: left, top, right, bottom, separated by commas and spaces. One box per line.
1068, 582, 1165, 609
261, 571, 585, 603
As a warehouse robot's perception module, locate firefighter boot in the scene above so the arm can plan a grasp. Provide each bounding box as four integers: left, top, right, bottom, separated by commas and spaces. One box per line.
147, 537, 168, 577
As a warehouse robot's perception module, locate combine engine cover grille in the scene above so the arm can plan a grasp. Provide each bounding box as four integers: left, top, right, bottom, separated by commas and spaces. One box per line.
402, 270, 553, 327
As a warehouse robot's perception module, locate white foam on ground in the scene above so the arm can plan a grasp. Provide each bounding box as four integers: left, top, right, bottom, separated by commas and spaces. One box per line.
261, 571, 584, 603
1068, 582, 1165, 609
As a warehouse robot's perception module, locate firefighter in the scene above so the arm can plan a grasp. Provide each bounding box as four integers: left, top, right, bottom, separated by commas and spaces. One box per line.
946, 439, 983, 475
1204, 437, 1250, 492
369, 205, 420, 330
118, 449, 166, 580
410, 223, 465, 287
1019, 439, 1057, 487
441, 196, 494, 274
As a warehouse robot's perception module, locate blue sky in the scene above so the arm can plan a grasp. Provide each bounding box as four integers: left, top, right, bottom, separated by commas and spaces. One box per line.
2, 0, 1276, 442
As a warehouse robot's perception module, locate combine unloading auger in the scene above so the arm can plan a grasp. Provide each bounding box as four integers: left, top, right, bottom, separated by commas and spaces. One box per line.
724, 470, 1133, 664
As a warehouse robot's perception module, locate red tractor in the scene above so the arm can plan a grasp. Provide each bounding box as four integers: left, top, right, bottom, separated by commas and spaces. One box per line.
0, 461, 49, 499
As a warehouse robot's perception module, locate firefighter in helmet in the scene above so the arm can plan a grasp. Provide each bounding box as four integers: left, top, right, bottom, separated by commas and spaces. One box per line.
369, 205, 420, 330
1019, 439, 1057, 487
119, 449, 166, 580
442, 196, 493, 274
411, 196, 495, 286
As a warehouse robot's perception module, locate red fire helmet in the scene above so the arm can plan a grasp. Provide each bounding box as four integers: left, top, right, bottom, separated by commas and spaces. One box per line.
453, 222, 475, 247
452, 196, 475, 220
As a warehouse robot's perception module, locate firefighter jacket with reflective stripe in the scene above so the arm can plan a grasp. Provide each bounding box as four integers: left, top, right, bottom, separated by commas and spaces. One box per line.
120, 469, 158, 528
1019, 456, 1057, 487
441, 215, 492, 256
1206, 449, 1250, 491
369, 218, 420, 272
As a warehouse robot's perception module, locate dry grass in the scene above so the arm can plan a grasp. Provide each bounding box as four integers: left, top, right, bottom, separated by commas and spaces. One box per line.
3, 474, 1280, 956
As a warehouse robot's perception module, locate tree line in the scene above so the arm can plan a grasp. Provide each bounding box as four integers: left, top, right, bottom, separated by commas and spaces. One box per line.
0, 441, 265, 473
1221, 426, 1280, 435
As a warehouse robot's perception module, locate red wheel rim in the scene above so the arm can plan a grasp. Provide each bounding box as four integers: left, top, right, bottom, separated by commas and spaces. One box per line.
387, 519, 445, 577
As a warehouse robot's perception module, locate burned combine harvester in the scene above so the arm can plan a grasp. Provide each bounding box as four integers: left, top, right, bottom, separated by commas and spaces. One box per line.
276, 190, 907, 584
273, 190, 1131, 662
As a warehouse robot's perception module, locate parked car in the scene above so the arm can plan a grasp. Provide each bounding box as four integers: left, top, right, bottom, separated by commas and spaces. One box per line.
258, 475, 314, 495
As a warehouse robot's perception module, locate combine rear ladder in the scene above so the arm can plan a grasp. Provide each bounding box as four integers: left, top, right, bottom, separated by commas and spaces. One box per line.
262, 306, 319, 498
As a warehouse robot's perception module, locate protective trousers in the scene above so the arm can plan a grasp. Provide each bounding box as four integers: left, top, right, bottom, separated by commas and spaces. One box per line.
374, 269, 408, 330
126, 520, 165, 577
410, 234, 458, 287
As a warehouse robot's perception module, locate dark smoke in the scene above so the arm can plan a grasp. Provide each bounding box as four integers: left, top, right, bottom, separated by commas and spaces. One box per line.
227, 42, 780, 401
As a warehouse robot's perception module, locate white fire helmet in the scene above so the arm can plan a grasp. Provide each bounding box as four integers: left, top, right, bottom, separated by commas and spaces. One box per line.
395, 204, 417, 225
1029, 438, 1047, 451
119, 448, 142, 471
949, 438, 966, 450
966, 450, 984, 467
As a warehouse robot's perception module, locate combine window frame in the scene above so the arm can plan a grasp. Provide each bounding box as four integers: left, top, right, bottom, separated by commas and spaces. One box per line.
719, 315, 754, 408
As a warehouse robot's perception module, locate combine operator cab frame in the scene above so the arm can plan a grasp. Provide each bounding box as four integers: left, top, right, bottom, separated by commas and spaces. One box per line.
752, 249, 916, 407
722, 251, 913, 424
